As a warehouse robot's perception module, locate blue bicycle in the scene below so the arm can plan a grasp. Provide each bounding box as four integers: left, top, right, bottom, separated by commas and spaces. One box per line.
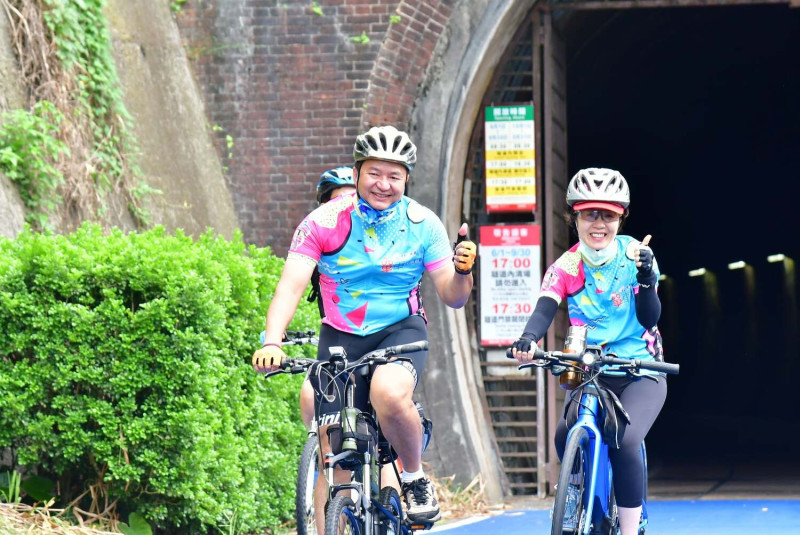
514, 344, 679, 535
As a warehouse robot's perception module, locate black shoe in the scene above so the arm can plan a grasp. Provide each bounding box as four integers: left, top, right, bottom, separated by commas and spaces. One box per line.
401, 477, 441, 523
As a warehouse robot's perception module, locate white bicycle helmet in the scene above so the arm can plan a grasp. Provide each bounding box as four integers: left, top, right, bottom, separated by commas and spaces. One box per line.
353, 125, 417, 171
566, 168, 630, 212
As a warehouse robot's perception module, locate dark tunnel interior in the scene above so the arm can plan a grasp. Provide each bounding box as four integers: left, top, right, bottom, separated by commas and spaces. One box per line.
564, 4, 800, 463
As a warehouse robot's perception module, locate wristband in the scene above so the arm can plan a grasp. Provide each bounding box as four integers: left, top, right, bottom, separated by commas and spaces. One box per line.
454, 264, 472, 275
261, 342, 282, 349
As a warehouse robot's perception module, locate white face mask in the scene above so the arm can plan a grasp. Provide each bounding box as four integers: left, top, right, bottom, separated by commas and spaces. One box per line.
578, 238, 618, 267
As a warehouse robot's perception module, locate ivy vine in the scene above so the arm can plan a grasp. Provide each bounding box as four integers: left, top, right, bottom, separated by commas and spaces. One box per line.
0, 0, 153, 230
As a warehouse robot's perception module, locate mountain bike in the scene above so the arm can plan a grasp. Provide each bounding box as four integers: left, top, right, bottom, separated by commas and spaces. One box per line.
262, 330, 320, 535
510, 344, 679, 535
266, 340, 434, 535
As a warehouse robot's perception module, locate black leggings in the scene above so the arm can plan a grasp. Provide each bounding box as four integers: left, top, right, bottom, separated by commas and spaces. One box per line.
312, 315, 428, 424
555, 375, 667, 508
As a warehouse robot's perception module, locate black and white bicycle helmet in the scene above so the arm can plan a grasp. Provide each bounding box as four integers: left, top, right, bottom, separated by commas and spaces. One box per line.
566, 168, 630, 213
353, 125, 417, 172
316, 166, 355, 204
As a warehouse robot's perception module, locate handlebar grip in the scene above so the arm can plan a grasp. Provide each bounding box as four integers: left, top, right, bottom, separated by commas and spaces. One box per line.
392, 340, 429, 354
639, 360, 680, 374
506, 347, 548, 359
601, 356, 679, 374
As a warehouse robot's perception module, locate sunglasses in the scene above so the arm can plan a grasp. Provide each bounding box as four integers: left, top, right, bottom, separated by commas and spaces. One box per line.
576, 210, 621, 223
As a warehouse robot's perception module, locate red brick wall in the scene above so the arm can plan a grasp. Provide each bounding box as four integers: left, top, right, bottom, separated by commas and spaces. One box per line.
174, 0, 453, 256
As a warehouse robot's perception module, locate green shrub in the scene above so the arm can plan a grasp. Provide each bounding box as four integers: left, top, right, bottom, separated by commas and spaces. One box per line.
0, 224, 320, 532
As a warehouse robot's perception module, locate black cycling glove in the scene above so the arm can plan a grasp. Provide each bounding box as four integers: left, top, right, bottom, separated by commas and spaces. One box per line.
511, 333, 537, 354
636, 246, 656, 286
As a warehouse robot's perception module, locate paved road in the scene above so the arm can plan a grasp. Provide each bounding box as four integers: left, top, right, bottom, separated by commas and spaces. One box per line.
430, 457, 800, 535
430, 499, 800, 535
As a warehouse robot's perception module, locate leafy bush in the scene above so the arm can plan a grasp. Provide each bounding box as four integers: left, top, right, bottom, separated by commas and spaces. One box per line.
0, 224, 320, 532
0, 101, 70, 230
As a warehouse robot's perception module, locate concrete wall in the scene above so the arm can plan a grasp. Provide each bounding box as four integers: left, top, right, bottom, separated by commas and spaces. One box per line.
0, 1, 238, 239
0, 7, 26, 239
105, 0, 239, 238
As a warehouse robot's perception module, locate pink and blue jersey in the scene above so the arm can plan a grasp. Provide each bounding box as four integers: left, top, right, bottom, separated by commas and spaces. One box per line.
288, 193, 453, 336
539, 235, 663, 368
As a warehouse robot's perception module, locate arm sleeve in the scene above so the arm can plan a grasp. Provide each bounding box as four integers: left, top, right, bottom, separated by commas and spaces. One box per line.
634, 275, 661, 329
520, 296, 559, 342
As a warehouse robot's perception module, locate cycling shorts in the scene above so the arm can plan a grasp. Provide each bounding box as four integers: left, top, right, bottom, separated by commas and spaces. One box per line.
310, 315, 428, 427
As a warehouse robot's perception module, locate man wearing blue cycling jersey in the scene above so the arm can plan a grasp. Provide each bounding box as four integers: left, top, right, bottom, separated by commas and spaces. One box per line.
253, 125, 476, 525
510, 168, 664, 535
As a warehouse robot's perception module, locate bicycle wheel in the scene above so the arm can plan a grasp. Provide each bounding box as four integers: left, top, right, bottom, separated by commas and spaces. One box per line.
325, 495, 361, 535
551, 426, 590, 535
376, 487, 403, 535
602, 487, 619, 535
296, 434, 320, 535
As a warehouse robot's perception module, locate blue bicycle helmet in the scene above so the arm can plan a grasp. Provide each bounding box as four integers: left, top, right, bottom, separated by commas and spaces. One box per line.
316, 166, 355, 204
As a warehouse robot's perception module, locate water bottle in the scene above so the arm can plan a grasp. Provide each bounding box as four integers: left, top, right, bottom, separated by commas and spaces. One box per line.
341, 385, 359, 451
559, 325, 586, 390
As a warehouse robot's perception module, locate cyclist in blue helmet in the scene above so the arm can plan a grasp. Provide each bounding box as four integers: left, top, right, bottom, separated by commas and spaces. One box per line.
316, 166, 356, 204
297, 167, 357, 429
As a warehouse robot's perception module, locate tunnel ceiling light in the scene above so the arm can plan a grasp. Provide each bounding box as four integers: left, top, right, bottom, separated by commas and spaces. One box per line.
688, 268, 707, 277
767, 254, 786, 263
728, 261, 746, 270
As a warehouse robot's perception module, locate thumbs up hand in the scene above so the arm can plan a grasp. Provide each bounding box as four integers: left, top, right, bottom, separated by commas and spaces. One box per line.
635, 234, 655, 284
453, 223, 477, 275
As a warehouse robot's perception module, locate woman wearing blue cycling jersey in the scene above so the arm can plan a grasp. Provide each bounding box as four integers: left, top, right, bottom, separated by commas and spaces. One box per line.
510, 168, 665, 535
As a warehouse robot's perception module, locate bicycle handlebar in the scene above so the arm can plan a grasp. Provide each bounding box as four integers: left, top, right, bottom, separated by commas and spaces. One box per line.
259, 329, 319, 347
264, 340, 429, 378
505, 346, 679, 375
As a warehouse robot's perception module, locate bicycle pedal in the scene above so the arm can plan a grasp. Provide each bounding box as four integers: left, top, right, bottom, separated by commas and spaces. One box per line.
404, 520, 434, 531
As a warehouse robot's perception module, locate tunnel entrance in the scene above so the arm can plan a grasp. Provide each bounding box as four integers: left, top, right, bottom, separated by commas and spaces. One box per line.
563, 4, 800, 465
464, 2, 800, 494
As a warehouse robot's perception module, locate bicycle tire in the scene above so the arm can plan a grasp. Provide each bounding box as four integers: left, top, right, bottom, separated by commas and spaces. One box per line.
325, 495, 361, 535
296, 434, 320, 535
376, 487, 403, 535
551, 426, 590, 535
602, 487, 619, 535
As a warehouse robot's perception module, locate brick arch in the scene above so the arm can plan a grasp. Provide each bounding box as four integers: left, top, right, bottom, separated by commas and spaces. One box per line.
175, 1, 455, 255
362, 1, 455, 128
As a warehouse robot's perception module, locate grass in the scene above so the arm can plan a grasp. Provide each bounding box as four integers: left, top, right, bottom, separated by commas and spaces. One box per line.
0, 468, 493, 534
0, 503, 118, 535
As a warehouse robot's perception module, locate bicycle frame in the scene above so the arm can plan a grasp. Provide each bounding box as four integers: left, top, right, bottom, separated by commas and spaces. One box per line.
324, 376, 425, 535
567, 383, 615, 535
568, 383, 650, 535
275, 340, 430, 535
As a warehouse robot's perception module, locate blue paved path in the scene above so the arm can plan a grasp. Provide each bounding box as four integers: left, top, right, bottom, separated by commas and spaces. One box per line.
431, 500, 800, 535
